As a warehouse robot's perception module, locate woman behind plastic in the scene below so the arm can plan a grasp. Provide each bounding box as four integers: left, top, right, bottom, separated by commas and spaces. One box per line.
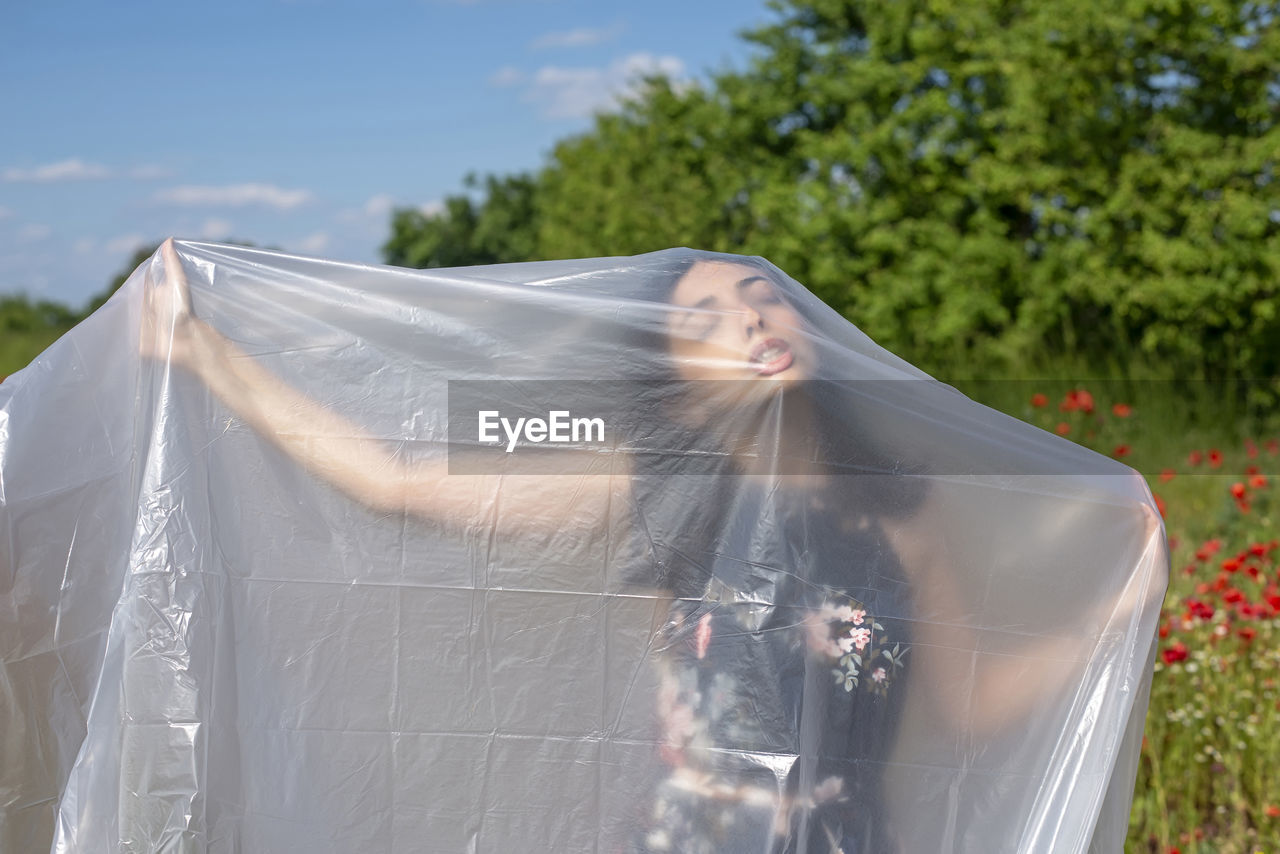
140, 239, 1162, 853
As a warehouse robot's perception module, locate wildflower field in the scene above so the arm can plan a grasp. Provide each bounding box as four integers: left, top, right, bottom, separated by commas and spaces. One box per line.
979, 382, 1280, 854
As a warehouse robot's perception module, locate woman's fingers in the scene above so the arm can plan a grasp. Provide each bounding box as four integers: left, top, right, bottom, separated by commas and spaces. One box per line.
160, 238, 193, 317
141, 238, 194, 363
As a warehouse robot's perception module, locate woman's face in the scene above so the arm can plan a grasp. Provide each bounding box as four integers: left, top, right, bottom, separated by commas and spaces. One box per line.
664, 260, 815, 388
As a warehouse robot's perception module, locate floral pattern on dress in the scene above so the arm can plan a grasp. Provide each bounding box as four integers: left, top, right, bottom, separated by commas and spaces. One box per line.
630, 587, 910, 853
801, 589, 908, 699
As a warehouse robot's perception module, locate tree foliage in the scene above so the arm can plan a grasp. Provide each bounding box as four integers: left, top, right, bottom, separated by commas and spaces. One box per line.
382, 173, 540, 268
387, 0, 1280, 380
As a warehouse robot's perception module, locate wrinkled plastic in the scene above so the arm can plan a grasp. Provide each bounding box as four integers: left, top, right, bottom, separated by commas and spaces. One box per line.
0, 241, 1168, 853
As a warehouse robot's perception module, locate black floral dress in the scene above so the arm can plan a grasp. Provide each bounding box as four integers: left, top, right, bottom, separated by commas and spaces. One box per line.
626, 481, 914, 854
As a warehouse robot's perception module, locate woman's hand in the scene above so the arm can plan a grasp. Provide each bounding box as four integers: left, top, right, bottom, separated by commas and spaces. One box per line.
140, 238, 202, 367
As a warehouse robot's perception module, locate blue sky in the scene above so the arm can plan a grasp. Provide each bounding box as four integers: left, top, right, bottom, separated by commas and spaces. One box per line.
0, 0, 771, 306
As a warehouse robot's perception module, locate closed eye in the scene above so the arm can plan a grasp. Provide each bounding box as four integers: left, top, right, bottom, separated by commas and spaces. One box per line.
740, 276, 783, 305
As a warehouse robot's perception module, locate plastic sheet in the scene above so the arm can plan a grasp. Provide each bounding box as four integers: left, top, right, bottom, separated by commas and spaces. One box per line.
0, 241, 1168, 853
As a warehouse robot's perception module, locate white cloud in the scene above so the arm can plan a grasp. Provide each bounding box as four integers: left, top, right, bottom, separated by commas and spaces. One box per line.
105, 234, 146, 254
530, 25, 621, 50
200, 218, 234, 240
154, 183, 313, 210
364, 193, 396, 218
489, 66, 525, 87
420, 199, 446, 217
296, 232, 330, 253
3, 158, 111, 182
524, 52, 685, 119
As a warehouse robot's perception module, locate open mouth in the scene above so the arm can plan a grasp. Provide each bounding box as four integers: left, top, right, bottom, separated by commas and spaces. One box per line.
749, 338, 794, 376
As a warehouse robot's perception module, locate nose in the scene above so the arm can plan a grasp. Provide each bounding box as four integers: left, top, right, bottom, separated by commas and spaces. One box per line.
742, 304, 765, 339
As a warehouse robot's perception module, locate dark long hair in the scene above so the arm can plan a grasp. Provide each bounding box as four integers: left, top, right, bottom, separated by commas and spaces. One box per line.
613, 249, 930, 595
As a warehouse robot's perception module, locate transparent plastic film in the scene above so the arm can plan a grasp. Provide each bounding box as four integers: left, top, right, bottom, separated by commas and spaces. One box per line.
0, 241, 1168, 853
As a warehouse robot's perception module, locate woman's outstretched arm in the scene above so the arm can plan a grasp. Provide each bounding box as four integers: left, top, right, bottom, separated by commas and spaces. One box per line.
142, 239, 632, 535
881, 483, 1167, 737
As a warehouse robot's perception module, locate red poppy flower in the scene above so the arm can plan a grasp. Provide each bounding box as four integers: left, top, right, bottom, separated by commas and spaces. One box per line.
1246, 439, 1259, 459
1239, 626, 1257, 642
1111, 403, 1132, 417
1158, 621, 1170, 638
1223, 588, 1245, 604
1222, 557, 1242, 572
1187, 599, 1214, 620
1250, 543, 1268, 557
1208, 449, 1223, 468
1267, 439, 1279, 455
1055, 422, 1070, 436
1238, 500, 1252, 514
1159, 468, 1175, 482
1231, 482, 1247, 499
1113, 445, 1131, 458
1250, 474, 1267, 489
1188, 450, 1203, 466
1162, 642, 1189, 664
1266, 804, 1280, 818
1154, 494, 1166, 518
1030, 393, 1048, 408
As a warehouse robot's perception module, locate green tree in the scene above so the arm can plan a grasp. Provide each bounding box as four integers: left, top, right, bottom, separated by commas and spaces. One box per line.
382, 172, 540, 268
742, 0, 1280, 376
536, 77, 792, 258
386, 0, 1280, 378
0, 295, 80, 377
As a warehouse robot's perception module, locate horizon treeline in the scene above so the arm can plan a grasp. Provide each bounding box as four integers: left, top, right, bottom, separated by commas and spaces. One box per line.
5, 0, 1279, 384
